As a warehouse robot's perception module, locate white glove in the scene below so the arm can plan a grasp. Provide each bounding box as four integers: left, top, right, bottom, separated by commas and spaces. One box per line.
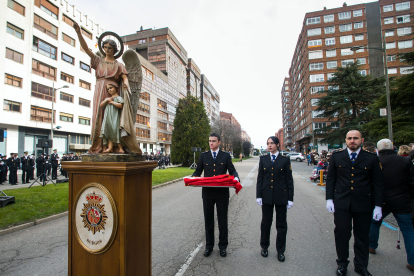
256, 198, 262, 206
326, 199, 335, 213
234, 177, 239, 182
373, 206, 382, 221
287, 201, 293, 209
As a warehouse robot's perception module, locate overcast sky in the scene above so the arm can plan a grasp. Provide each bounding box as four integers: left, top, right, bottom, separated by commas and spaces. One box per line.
69, 0, 366, 149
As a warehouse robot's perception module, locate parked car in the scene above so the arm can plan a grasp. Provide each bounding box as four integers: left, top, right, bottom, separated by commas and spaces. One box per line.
287, 152, 305, 162
280, 151, 290, 157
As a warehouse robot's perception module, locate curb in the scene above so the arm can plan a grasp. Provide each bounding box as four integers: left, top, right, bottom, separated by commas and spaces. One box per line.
0, 176, 190, 236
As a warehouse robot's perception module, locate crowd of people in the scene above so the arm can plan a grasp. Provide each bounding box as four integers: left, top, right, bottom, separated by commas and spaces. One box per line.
144, 153, 172, 167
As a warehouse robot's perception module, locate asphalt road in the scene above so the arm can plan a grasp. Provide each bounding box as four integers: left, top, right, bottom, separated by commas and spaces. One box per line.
0, 157, 410, 275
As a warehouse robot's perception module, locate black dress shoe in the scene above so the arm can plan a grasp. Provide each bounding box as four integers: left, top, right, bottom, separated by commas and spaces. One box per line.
220, 249, 227, 257
277, 253, 285, 262
261, 248, 268, 258
204, 249, 213, 257
354, 268, 372, 276
336, 266, 347, 276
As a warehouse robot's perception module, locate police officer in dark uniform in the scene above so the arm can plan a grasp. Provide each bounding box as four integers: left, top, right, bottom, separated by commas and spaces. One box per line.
21, 151, 31, 183
0, 154, 3, 184
51, 149, 59, 180
2, 155, 8, 183
326, 130, 384, 276
29, 154, 35, 180
61, 154, 67, 177
256, 136, 294, 261
192, 133, 240, 258
36, 154, 44, 178
44, 155, 52, 176
73, 154, 79, 161
8, 153, 19, 185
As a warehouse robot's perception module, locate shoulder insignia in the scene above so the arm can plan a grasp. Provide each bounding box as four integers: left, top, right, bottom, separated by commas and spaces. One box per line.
379, 162, 382, 169
290, 165, 292, 171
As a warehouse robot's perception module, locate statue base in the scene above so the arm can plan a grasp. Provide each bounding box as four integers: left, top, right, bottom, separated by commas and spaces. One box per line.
81, 153, 145, 162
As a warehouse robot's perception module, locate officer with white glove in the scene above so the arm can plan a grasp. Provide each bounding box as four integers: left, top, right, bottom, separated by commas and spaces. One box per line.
256, 136, 294, 261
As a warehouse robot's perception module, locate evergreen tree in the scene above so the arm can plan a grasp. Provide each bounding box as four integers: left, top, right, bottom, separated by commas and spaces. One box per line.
171, 96, 211, 166
315, 62, 385, 144
364, 52, 414, 144
242, 141, 251, 157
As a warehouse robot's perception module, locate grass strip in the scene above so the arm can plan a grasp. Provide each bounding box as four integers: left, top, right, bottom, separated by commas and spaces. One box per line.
232, 156, 253, 163
152, 167, 193, 186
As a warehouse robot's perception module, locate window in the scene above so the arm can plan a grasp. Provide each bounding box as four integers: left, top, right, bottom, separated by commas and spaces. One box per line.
62, 33, 75, 46
341, 48, 353, 56
5, 74, 22, 87
331, 122, 340, 128
306, 17, 321, 25
324, 14, 334, 23
327, 61, 337, 69
387, 55, 396, 62
338, 11, 351, 20
397, 15, 410, 24
60, 72, 74, 84
79, 98, 90, 107
355, 46, 365, 53
386, 42, 396, 49
35, 0, 58, 19
136, 115, 150, 125
307, 28, 321, 36
8, 0, 25, 15
339, 24, 352, 32
157, 110, 168, 120
353, 9, 363, 17
30, 106, 54, 122
396, 2, 410, 11
80, 62, 90, 72
311, 99, 319, 106
140, 92, 150, 101
325, 26, 335, 34
309, 63, 323, 71
32, 59, 56, 80
79, 80, 91, 90
308, 39, 322, 47
342, 59, 354, 67
356, 57, 366, 64
309, 50, 323, 59
383, 4, 393, 12
136, 127, 150, 138
327, 73, 334, 80
397, 27, 412, 36
157, 99, 167, 110
61, 52, 74, 64
62, 14, 74, 26
32, 37, 56, 59
158, 132, 171, 141
359, 70, 367, 76
34, 14, 57, 39
310, 74, 324, 83
138, 102, 150, 114
314, 122, 327, 129
401, 67, 413, 74
385, 30, 395, 37
355, 34, 364, 41
325, 37, 335, 46
326, 49, 337, 57
60, 92, 73, 103
4, 99, 21, 112
6, 48, 23, 63
312, 111, 324, 118
79, 116, 90, 125
340, 35, 353, 44
81, 28, 92, 40
384, 17, 394, 24
328, 85, 339, 91
157, 121, 168, 130
388, 68, 397, 74
60, 112, 73, 122
7, 22, 24, 39
398, 40, 413, 49
354, 22, 363, 29
31, 82, 54, 101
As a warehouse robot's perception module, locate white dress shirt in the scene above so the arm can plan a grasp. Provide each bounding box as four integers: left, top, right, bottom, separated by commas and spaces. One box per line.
211, 149, 219, 159
347, 147, 361, 160
270, 151, 279, 162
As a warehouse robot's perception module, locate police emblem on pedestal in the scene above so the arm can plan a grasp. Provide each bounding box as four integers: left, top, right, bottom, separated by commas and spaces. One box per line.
73, 183, 118, 254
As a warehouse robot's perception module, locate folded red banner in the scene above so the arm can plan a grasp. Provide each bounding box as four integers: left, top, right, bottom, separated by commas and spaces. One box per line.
184, 174, 242, 194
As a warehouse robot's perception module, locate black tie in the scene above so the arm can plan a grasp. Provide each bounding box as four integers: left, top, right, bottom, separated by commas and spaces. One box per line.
213, 152, 216, 161
351, 152, 357, 165
272, 155, 276, 163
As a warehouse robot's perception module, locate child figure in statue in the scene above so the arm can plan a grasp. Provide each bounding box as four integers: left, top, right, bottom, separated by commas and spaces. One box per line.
100, 83, 125, 153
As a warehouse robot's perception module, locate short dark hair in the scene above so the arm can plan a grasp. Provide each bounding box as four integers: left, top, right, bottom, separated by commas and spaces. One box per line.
365, 146, 376, 153
209, 133, 220, 142
362, 142, 375, 148
102, 39, 119, 55
267, 136, 280, 150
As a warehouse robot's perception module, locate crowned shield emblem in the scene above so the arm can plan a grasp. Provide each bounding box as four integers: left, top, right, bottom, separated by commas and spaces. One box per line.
80, 192, 108, 234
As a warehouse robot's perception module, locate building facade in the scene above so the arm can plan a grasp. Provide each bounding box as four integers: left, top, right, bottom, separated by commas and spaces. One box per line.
201, 74, 220, 124
241, 129, 251, 143
1, 0, 104, 157
187, 58, 201, 98
275, 128, 284, 151
284, 0, 414, 154
280, 77, 292, 150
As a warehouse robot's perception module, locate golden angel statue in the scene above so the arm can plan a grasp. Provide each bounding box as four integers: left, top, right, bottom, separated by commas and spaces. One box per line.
73, 22, 142, 155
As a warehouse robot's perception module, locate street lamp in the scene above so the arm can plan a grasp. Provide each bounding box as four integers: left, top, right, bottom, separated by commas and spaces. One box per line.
51, 84, 69, 148
350, 34, 393, 141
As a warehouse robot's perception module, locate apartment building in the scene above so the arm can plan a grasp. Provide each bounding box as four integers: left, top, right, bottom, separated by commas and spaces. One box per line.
280, 77, 292, 150
0, 0, 104, 157
285, 0, 414, 154
241, 129, 251, 143
201, 74, 220, 124
187, 58, 201, 98
275, 128, 284, 151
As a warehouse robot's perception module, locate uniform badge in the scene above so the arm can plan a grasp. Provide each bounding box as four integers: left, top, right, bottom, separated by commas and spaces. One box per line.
80, 191, 108, 235
290, 165, 292, 171
379, 162, 382, 169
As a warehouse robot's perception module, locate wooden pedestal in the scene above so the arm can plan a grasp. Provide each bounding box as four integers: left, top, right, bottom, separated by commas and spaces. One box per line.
63, 161, 158, 276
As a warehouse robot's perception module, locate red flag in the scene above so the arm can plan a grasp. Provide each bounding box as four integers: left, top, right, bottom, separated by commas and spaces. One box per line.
184, 174, 242, 194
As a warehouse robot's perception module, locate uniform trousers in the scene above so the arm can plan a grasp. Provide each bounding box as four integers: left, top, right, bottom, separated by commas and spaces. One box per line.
334, 208, 372, 270
9, 171, 17, 184
52, 166, 57, 179
203, 198, 229, 250
22, 169, 29, 183
260, 204, 287, 253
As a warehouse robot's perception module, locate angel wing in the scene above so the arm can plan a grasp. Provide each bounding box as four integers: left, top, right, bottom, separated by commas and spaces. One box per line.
122, 49, 142, 118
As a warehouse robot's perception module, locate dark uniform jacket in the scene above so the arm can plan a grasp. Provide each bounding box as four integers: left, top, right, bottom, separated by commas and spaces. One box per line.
21, 156, 31, 170
51, 153, 59, 167
8, 158, 19, 171
326, 149, 384, 212
378, 150, 414, 213
192, 150, 239, 199
256, 153, 294, 205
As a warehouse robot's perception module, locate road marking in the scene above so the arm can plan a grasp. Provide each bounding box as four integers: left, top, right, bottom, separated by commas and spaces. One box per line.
321, 188, 325, 191
302, 177, 306, 179
382, 222, 398, 231
175, 242, 204, 276
240, 161, 259, 187
307, 180, 310, 182
313, 183, 317, 186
